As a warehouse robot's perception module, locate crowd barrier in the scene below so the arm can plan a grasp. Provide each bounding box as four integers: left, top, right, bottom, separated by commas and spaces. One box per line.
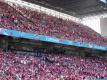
0, 28, 107, 51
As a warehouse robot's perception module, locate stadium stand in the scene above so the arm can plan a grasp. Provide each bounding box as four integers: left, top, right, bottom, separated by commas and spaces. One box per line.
0, 1, 107, 80
0, 50, 107, 80
0, 1, 107, 46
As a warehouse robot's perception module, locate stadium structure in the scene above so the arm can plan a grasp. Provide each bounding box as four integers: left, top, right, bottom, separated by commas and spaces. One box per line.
0, 0, 107, 80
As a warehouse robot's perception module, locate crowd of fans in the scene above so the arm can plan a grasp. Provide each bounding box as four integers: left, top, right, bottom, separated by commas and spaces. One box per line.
0, 1, 107, 80
0, 1, 107, 46
0, 49, 107, 80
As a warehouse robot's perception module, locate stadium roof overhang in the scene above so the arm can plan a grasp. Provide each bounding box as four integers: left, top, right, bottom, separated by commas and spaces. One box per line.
22, 0, 107, 18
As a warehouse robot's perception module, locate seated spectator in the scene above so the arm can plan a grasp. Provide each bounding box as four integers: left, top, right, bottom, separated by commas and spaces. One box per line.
0, 1, 107, 46
0, 49, 107, 80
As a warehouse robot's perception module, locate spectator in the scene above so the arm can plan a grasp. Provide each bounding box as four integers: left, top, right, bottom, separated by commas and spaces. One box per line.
0, 1, 107, 46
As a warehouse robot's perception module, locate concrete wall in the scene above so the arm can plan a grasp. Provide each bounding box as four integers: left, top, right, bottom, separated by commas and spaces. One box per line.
100, 18, 107, 37
82, 18, 101, 34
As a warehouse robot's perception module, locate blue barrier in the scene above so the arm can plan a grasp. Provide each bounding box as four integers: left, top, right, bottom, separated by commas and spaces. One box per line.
96, 78, 107, 80
0, 28, 107, 51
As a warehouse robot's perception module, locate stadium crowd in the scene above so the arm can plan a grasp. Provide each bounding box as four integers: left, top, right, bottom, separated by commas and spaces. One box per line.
0, 49, 107, 80
0, 1, 107, 46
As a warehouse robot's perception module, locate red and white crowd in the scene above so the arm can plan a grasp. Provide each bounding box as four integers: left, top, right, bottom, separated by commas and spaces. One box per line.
0, 50, 107, 80
0, 1, 107, 46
